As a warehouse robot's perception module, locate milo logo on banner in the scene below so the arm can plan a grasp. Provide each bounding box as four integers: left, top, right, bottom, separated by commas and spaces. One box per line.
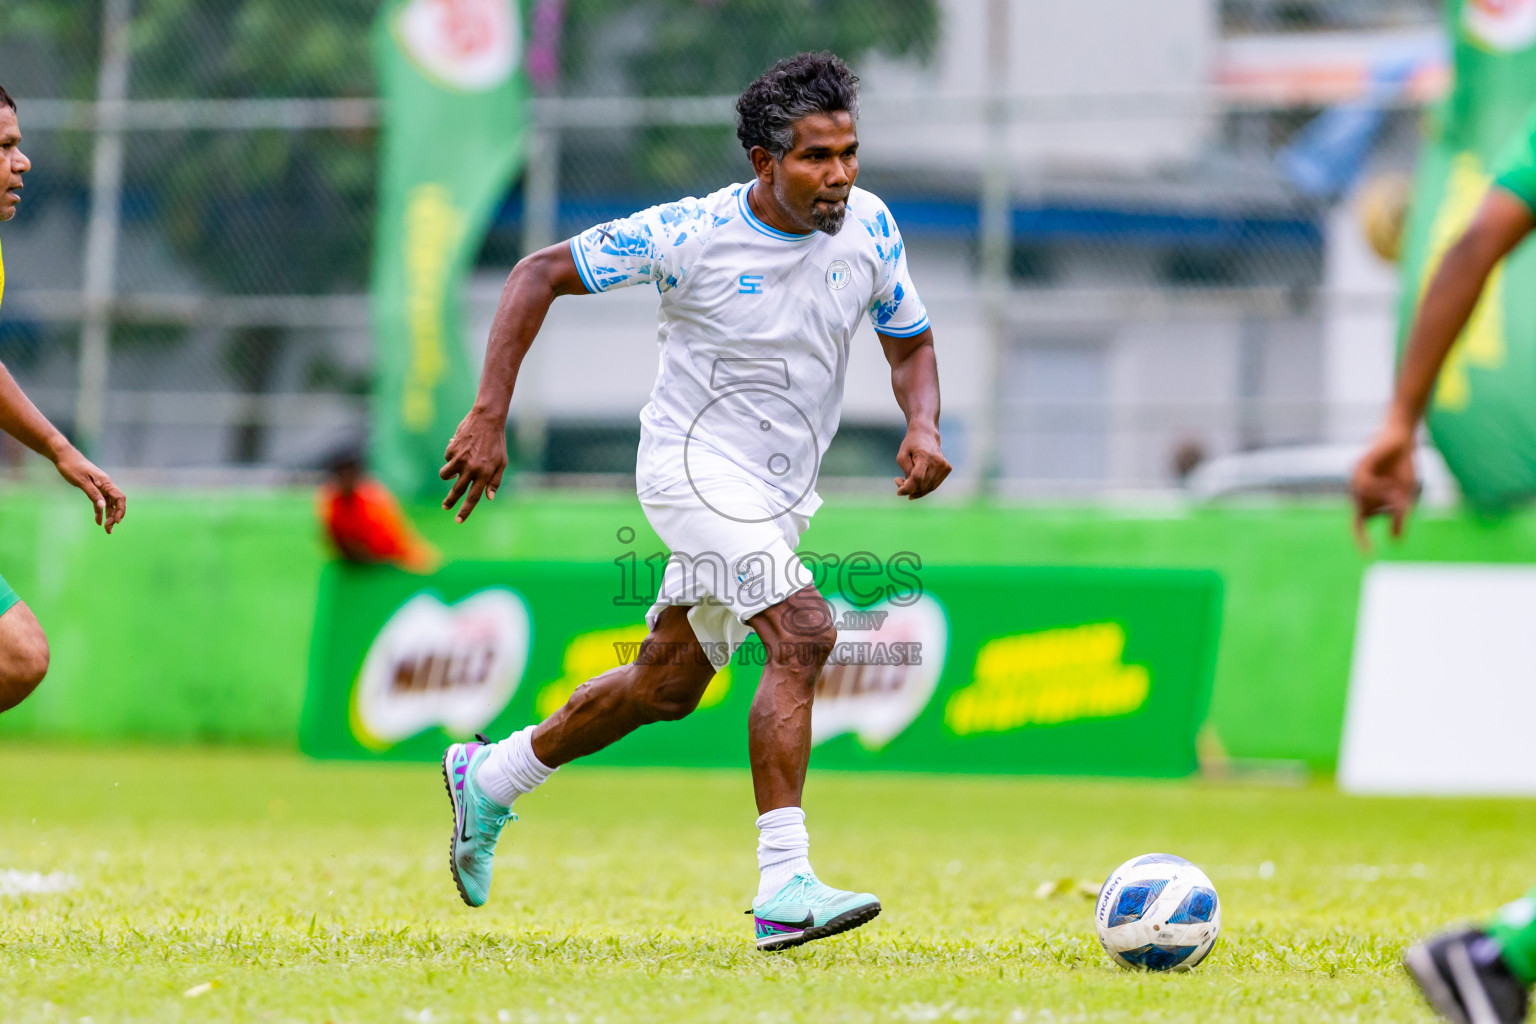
810, 595, 948, 751
394, 0, 521, 91
351, 588, 531, 748
1463, 0, 1536, 52
944, 622, 1150, 735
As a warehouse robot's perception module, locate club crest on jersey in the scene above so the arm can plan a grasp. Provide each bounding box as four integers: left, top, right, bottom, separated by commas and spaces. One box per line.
825, 260, 852, 291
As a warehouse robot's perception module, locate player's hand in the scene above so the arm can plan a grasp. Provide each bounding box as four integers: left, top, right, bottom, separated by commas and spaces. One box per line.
440, 409, 507, 523
1350, 418, 1417, 552
894, 426, 951, 500
52, 447, 126, 534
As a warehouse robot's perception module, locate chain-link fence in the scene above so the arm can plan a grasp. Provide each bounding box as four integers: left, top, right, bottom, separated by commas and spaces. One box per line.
1222, 0, 1438, 32
0, 0, 1440, 494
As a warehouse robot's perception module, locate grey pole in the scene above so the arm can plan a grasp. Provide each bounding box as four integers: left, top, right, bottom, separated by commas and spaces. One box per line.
975, 0, 1012, 496
76, 0, 133, 456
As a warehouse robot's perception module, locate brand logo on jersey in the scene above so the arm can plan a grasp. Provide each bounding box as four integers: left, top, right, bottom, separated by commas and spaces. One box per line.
1463, 0, 1536, 52
825, 260, 852, 291
738, 274, 766, 295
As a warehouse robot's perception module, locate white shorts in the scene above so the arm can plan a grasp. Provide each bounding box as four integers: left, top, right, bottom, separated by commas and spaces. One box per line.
641, 466, 814, 669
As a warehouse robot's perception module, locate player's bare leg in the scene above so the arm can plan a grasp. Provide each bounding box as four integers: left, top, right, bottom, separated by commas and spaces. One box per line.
530, 605, 718, 766
745, 585, 836, 813
441, 605, 716, 906
744, 585, 881, 951
0, 600, 49, 713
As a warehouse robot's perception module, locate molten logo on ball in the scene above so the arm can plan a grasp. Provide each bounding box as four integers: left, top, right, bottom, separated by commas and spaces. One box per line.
1095, 853, 1221, 971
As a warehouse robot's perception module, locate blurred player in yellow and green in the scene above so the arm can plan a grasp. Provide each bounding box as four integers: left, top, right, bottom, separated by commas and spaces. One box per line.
1354, 97, 1536, 1024
0, 85, 126, 714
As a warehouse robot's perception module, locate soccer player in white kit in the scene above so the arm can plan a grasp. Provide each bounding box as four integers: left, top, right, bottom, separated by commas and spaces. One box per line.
438, 52, 951, 950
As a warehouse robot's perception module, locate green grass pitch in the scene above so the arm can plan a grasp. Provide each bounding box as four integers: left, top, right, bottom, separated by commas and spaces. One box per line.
2, 746, 1534, 1022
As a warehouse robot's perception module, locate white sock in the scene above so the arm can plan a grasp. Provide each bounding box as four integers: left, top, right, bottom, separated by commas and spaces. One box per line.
756, 806, 813, 904
474, 726, 556, 808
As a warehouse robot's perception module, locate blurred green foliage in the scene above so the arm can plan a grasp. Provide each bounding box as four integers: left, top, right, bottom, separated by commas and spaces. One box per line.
0, 0, 376, 295
561, 0, 940, 189
562, 0, 938, 95
0, 0, 939, 287
127, 0, 378, 296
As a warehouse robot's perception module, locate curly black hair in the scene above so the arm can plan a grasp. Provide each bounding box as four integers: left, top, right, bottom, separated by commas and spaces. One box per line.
735, 52, 858, 159
0, 85, 15, 114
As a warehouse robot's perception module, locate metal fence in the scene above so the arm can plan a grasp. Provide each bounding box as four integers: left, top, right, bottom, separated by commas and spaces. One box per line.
0, 0, 1437, 494
1221, 0, 1438, 32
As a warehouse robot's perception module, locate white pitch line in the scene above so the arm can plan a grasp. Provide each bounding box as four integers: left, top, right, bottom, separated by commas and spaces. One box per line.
0, 870, 79, 897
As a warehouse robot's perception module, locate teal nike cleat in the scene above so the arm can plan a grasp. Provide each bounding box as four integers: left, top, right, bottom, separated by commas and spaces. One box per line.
751, 873, 882, 951
441, 738, 515, 908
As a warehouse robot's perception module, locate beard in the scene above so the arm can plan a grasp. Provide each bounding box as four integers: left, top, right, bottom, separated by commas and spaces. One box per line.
810, 200, 847, 235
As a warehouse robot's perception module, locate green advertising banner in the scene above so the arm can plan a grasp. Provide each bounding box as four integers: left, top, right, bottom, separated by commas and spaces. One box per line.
301, 562, 1222, 777
370, 0, 529, 498
1400, 0, 1536, 510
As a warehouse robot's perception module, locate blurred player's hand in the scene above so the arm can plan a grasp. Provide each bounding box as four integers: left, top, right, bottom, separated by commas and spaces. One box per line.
894, 426, 951, 500
1350, 419, 1417, 552
440, 410, 507, 523
53, 447, 126, 534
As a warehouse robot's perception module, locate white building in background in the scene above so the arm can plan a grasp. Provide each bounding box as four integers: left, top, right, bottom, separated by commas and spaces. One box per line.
856, 0, 1215, 177
495, 0, 1421, 493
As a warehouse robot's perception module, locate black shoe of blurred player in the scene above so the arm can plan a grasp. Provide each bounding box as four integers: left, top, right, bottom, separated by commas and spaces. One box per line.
1405, 928, 1529, 1024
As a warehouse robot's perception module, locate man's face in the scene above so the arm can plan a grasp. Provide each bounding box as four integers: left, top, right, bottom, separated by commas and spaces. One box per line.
0, 106, 29, 223
766, 110, 858, 235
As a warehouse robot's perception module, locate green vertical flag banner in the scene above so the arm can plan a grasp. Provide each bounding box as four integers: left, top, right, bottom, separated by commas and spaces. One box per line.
1399, 0, 1536, 511
370, 0, 529, 497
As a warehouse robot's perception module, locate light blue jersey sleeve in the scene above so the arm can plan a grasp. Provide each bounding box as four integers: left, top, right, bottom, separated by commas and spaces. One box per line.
863, 205, 930, 338
568, 198, 714, 294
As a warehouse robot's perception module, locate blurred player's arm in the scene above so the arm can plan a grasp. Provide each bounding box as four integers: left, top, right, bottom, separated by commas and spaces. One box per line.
0, 358, 125, 532
880, 327, 951, 499
440, 242, 589, 522
1351, 188, 1534, 547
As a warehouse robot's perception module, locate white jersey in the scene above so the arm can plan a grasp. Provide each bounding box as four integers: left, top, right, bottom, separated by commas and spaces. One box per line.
568, 181, 929, 517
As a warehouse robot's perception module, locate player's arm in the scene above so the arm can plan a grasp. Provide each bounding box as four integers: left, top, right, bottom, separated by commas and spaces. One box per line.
879, 327, 951, 499
440, 241, 589, 522
0, 358, 125, 532
1351, 187, 1535, 547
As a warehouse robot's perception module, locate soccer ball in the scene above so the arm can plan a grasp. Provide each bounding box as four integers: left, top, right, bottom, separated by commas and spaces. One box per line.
1094, 853, 1220, 971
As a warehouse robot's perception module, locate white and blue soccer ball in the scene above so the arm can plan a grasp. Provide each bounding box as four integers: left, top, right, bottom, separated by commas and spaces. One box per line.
1094, 853, 1220, 971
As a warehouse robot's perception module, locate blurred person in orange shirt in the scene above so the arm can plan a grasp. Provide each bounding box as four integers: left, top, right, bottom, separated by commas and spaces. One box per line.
317, 448, 438, 573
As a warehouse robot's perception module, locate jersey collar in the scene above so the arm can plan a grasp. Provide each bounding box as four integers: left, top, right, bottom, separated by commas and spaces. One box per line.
738, 183, 817, 242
